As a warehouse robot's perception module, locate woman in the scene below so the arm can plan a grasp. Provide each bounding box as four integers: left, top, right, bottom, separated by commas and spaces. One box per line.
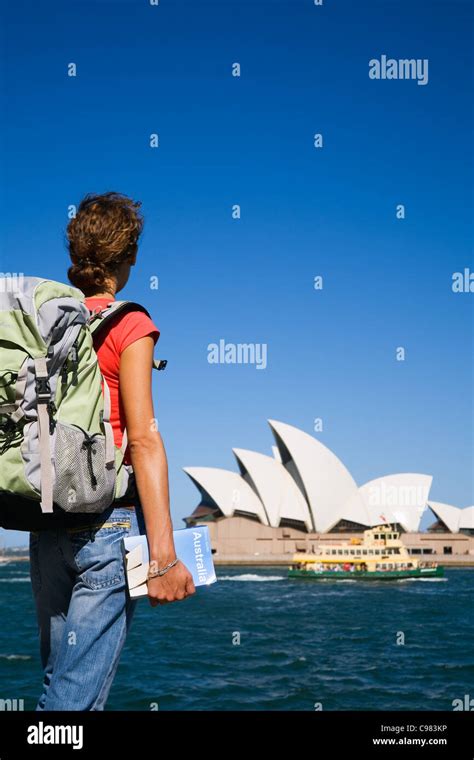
29, 191, 195, 711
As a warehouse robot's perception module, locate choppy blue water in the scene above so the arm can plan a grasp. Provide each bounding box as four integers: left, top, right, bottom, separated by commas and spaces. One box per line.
0, 562, 472, 710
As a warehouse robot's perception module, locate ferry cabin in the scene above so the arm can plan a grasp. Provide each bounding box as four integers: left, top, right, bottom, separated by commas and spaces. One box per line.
290, 527, 421, 572
313, 529, 414, 571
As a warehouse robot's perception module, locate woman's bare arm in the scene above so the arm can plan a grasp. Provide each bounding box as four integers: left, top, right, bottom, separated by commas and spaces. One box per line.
119, 335, 195, 605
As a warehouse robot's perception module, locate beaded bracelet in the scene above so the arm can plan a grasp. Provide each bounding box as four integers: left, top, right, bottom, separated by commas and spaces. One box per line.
147, 557, 179, 580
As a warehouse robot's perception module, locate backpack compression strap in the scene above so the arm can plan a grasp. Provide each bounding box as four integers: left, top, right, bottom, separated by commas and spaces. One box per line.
34, 357, 54, 513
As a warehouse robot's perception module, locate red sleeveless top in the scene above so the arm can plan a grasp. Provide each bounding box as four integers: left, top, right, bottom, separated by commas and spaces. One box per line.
84, 297, 160, 465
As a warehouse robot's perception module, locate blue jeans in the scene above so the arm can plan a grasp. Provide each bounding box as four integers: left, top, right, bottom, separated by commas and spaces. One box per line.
29, 498, 146, 711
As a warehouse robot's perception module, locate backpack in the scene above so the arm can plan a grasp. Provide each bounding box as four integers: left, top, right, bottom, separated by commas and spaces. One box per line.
0, 276, 167, 531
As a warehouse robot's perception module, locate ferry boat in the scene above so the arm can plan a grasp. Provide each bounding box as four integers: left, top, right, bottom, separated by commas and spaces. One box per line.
288, 525, 444, 581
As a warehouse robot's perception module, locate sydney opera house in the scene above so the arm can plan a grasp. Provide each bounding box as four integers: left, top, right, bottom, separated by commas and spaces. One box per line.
183, 420, 474, 564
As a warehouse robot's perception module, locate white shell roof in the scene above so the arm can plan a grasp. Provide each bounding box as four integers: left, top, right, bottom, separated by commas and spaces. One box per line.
232, 447, 313, 531
183, 466, 269, 525
459, 506, 474, 530
428, 501, 474, 533
357, 473, 433, 532
337, 489, 372, 528
268, 419, 361, 533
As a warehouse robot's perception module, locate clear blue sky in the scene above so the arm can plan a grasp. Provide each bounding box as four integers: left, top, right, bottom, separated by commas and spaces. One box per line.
1, 0, 472, 546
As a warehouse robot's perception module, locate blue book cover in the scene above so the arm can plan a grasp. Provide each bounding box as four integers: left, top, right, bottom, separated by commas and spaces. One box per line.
122, 525, 217, 597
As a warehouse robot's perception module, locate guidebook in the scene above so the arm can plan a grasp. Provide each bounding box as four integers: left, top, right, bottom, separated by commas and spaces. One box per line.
122, 525, 217, 598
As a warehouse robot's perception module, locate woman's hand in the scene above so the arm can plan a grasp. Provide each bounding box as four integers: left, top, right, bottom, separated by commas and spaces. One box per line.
146, 560, 196, 607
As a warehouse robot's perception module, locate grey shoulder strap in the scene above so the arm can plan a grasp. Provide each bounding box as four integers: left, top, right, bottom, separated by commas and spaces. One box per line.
88, 301, 150, 339
88, 300, 167, 371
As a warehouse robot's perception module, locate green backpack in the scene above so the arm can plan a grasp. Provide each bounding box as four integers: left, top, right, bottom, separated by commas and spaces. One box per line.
0, 276, 166, 531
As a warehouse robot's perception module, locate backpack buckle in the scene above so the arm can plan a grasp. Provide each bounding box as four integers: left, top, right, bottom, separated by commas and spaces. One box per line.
86, 307, 105, 325
35, 376, 52, 402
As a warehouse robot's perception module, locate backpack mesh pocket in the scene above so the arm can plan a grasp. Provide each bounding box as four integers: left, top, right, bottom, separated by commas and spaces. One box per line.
53, 421, 116, 513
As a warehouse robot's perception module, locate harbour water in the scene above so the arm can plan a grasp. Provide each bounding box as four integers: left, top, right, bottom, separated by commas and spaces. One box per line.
0, 562, 472, 711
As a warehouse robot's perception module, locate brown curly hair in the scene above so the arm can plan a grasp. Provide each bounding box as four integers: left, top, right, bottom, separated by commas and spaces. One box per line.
67, 192, 144, 295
